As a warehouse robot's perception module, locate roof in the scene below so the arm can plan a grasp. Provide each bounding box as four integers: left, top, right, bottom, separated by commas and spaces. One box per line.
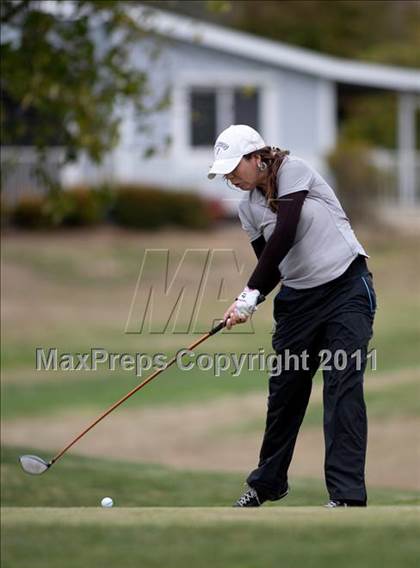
135, 5, 420, 93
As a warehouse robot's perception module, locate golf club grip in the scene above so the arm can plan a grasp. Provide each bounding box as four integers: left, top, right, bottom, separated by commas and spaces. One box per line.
209, 294, 265, 336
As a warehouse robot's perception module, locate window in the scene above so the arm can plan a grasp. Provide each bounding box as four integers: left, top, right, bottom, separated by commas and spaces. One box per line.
1, 89, 65, 146
189, 86, 260, 147
190, 90, 217, 147
234, 87, 259, 130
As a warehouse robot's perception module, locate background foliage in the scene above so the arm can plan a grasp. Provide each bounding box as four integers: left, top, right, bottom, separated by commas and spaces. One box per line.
2, 0, 419, 165
149, 0, 420, 149
1, 0, 163, 166
151, 0, 420, 67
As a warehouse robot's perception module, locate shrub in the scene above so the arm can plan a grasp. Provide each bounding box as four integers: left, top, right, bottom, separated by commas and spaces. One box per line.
327, 142, 383, 224
12, 195, 51, 229
113, 187, 168, 229
11, 185, 215, 230
205, 199, 227, 222
61, 188, 106, 227
167, 192, 211, 229
12, 185, 115, 229
113, 186, 212, 230
0, 197, 12, 229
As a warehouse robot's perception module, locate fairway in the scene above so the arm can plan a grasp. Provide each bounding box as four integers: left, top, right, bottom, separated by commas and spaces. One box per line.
4, 504, 420, 527
2, 506, 420, 568
2, 227, 420, 567
2, 447, 420, 567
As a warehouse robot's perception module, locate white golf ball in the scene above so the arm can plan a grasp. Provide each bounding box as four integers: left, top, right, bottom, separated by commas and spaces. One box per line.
101, 497, 114, 508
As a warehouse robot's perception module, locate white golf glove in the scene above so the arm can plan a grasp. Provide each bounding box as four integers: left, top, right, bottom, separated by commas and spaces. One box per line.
234, 286, 260, 318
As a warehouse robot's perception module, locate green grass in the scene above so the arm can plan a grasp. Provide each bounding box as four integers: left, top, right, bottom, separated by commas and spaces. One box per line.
371, 306, 420, 372
1, 365, 271, 419
3, 365, 419, 421
2, 447, 419, 568
231, 373, 420, 434
3, 224, 420, 568
0, 321, 276, 370
2, 446, 419, 508
3, 298, 420, 373
2, 507, 420, 568
2, 243, 148, 286
2, 297, 419, 422
2, 230, 420, 430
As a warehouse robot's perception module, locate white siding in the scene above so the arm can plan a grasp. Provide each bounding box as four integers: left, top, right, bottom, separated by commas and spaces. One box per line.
62, 36, 337, 207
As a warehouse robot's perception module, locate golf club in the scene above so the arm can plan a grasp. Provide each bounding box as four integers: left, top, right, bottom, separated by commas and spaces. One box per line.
19, 296, 265, 475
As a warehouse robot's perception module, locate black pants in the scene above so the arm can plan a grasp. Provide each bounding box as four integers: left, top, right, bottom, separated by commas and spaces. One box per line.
247, 255, 376, 503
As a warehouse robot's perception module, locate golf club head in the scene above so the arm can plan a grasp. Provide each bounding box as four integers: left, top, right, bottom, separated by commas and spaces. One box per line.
19, 455, 51, 475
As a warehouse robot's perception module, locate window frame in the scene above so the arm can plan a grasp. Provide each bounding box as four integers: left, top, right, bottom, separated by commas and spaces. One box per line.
171, 71, 279, 161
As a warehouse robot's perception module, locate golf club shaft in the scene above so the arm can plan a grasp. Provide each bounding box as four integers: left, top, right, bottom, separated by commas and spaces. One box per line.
50, 294, 265, 466
50, 326, 220, 465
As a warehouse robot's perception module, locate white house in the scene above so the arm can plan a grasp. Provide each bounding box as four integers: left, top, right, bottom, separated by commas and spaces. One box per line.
4, 4, 420, 208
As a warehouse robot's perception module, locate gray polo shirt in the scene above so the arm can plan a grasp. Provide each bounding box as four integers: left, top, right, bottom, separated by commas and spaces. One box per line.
238, 155, 368, 289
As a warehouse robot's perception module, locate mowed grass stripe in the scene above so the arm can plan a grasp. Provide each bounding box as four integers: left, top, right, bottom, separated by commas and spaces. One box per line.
1, 366, 270, 419
3, 365, 419, 420
2, 508, 420, 568
3, 447, 420, 508
3, 304, 420, 374
230, 374, 420, 434
3, 506, 420, 527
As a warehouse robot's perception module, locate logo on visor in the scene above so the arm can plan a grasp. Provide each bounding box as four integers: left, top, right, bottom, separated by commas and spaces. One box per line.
215, 141, 229, 156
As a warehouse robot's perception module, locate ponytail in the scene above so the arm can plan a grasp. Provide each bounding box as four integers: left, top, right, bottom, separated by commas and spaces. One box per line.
244, 146, 290, 212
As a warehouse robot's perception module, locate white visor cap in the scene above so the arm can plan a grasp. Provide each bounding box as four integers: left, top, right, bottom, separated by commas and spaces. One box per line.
208, 125, 266, 179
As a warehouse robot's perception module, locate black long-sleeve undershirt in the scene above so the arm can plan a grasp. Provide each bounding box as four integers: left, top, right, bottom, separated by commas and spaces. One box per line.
251, 235, 266, 259
247, 190, 308, 296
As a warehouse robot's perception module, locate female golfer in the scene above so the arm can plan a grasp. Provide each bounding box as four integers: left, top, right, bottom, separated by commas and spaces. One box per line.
208, 124, 376, 508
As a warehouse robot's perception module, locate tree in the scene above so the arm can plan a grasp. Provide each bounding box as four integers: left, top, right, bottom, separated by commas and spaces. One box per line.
1, 0, 165, 170
150, 0, 420, 69
148, 0, 420, 149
